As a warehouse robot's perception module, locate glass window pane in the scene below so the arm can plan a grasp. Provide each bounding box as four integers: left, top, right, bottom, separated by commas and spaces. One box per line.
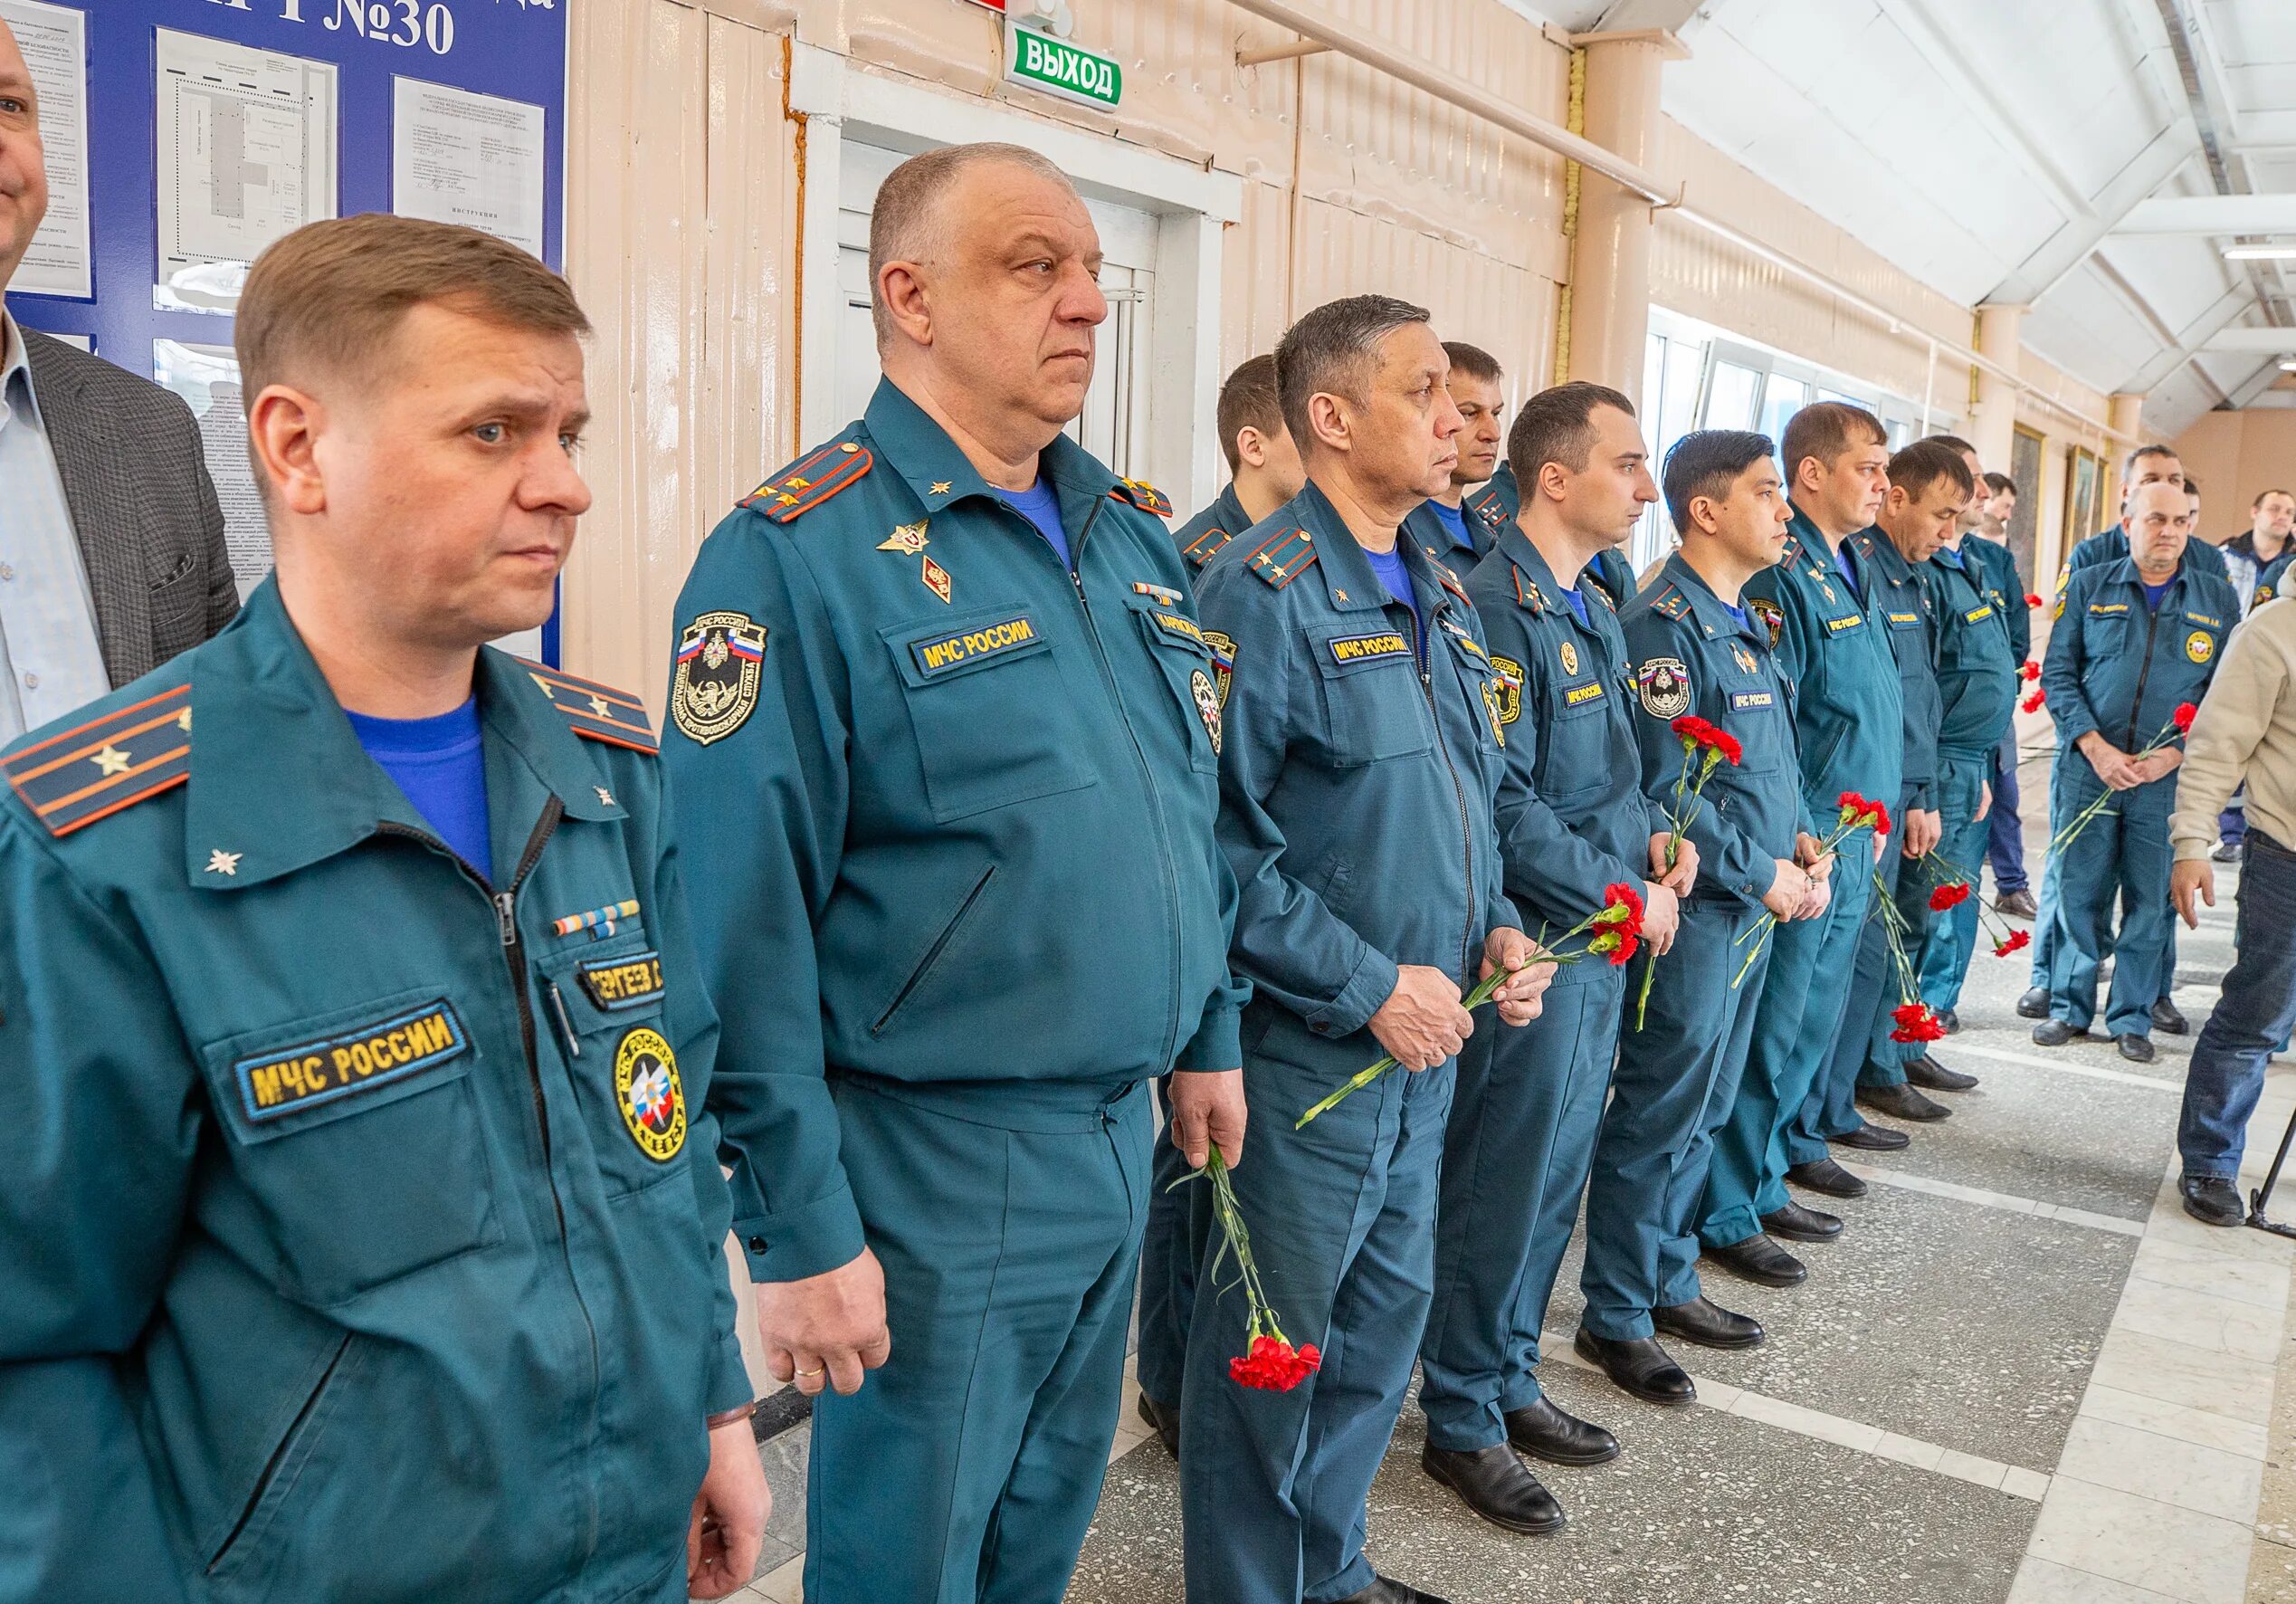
1759, 373, 1810, 446
1705, 361, 1761, 429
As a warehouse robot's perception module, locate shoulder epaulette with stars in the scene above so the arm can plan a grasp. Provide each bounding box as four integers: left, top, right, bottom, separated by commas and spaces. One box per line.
1584, 574, 1619, 611
1647, 586, 1691, 622
4, 682, 193, 837
1512, 566, 1545, 614
1182, 525, 1234, 569
1777, 530, 1806, 568
1466, 493, 1506, 533
522, 663, 658, 755
1436, 568, 1472, 608
1111, 477, 1174, 518
739, 438, 874, 524
1243, 526, 1319, 590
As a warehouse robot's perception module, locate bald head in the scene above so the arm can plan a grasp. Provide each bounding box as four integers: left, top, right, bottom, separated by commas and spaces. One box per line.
2127, 478, 2191, 581
869, 143, 1077, 346
0, 20, 52, 291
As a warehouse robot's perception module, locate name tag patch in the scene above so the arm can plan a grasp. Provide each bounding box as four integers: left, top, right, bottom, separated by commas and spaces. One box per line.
577, 951, 665, 1012
233, 1001, 467, 1123
1823, 613, 1865, 634
910, 614, 1041, 677
2090, 602, 2129, 616
1564, 681, 1605, 708
1730, 691, 1776, 711
1328, 631, 1412, 666
1148, 610, 1209, 649
1886, 611, 1921, 627
1963, 605, 1995, 623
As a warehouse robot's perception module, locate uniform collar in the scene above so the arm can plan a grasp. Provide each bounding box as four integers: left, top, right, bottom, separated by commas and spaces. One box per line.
1288, 477, 1457, 618
1213, 482, 1253, 536
862, 377, 1119, 521
1852, 525, 1916, 583
1660, 553, 1767, 644
2103, 554, 2187, 596
184, 579, 622, 890
1494, 524, 1606, 629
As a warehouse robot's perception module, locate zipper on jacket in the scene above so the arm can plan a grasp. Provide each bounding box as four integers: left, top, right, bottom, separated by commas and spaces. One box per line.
1417, 614, 1479, 985
872, 864, 996, 1035
207, 1332, 353, 1574
2125, 593, 2166, 750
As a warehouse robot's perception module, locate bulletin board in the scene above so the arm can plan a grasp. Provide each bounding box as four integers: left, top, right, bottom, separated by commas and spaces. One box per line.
1, 0, 568, 661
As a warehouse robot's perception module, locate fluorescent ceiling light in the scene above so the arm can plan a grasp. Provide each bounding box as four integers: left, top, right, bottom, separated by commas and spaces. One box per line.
2282, 359, 2296, 372
2225, 245, 2296, 261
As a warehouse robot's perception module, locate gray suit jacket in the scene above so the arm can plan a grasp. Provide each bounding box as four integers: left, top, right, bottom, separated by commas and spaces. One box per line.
22, 327, 238, 688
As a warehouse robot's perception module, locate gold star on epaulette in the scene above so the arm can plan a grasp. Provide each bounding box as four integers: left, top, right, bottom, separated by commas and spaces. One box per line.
930, 482, 952, 496
91, 745, 130, 777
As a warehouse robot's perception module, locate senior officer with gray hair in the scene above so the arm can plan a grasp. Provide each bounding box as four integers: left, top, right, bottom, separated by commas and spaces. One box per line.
0, 215, 765, 1604
663, 143, 1247, 1604
1177, 296, 1550, 1604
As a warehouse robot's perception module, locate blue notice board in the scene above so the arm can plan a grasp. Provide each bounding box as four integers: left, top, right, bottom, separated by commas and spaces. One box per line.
5, 0, 568, 658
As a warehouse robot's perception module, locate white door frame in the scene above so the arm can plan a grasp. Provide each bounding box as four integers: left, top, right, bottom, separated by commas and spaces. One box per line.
788, 43, 1243, 511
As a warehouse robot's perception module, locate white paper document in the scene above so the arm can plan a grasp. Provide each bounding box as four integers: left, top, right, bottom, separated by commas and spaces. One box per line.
392, 78, 546, 258
152, 340, 270, 597
154, 29, 338, 313
0, 0, 90, 298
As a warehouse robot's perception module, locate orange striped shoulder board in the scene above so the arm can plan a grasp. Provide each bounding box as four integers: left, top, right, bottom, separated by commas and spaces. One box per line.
1110, 477, 1174, 518
1243, 527, 1319, 590
738, 438, 875, 523
522, 664, 658, 754
1181, 525, 1234, 569
4, 682, 193, 837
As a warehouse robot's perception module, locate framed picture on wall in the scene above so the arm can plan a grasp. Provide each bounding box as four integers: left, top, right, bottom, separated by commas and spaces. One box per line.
2065, 446, 2104, 570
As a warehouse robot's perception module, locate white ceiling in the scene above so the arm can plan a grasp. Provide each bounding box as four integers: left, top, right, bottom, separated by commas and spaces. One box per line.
1521, 0, 2296, 434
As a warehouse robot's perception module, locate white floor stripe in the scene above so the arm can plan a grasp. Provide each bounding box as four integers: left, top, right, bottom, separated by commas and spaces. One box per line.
1949, 1039, 2184, 1091
1843, 1161, 2148, 1236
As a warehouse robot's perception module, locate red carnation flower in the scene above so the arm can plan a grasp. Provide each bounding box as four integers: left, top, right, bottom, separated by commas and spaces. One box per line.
2174, 702, 2198, 734
1597, 882, 1646, 939
1671, 715, 1743, 767
1889, 1002, 1947, 1044
1994, 929, 2031, 957
2024, 592, 2044, 608
1231, 1334, 1322, 1392
2020, 660, 2041, 682
2022, 688, 2046, 713
1929, 883, 1971, 912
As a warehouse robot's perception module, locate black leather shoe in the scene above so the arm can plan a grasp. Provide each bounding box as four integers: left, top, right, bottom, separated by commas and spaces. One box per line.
1905, 1055, 1978, 1093
2118, 1033, 2157, 1064
2181, 1175, 2245, 1227
1136, 1391, 1179, 1458
1330, 1575, 1454, 1604
1858, 1081, 1950, 1122
2152, 998, 2190, 1036
1421, 1444, 1567, 1535
1503, 1395, 1619, 1466
2016, 985, 2052, 1019
2032, 1018, 2083, 1045
1701, 1233, 1806, 1288
1653, 1295, 1766, 1350
1572, 1328, 1695, 1406
1787, 1156, 1869, 1198
1938, 1007, 1961, 1035
1828, 1122, 1910, 1151
1762, 1200, 1843, 1241
1998, 889, 2039, 920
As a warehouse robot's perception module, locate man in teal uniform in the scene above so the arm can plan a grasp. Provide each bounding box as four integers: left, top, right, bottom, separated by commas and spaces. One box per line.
1467, 457, 1641, 606
1910, 443, 2020, 1051
1182, 296, 1548, 1604
662, 146, 1247, 1604
0, 216, 765, 1604
2034, 480, 2239, 1063
1700, 402, 1901, 1290
1578, 429, 1815, 1404
1169, 353, 1305, 583
1815, 444, 1970, 1137
1418, 381, 1686, 1533
1424, 341, 1510, 562
1969, 472, 2038, 926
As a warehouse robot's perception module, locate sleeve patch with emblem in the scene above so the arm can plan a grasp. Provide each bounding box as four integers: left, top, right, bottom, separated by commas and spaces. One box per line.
670, 612, 767, 746
614, 1026, 688, 1162
1488, 655, 1523, 725
1202, 628, 1235, 708
1637, 656, 1692, 718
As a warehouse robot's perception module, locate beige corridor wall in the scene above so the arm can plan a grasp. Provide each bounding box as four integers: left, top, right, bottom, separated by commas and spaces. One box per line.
2174, 411, 2296, 539
556, 0, 2127, 705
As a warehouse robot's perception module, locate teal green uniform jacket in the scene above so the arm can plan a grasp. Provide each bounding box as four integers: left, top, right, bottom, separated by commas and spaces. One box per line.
662, 380, 1247, 1285
2043, 558, 2238, 760
1925, 551, 2019, 760
1746, 507, 1904, 825
1967, 533, 2032, 664
0, 582, 747, 1604
1173, 482, 1252, 579
1198, 482, 1519, 1042
1847, 526, 1941, 808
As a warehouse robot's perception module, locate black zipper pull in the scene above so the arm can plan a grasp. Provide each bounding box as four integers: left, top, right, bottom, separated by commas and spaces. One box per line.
544, 980, 582, 1060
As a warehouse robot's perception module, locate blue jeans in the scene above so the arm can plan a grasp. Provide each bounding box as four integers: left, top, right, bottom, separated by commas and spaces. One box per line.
2178, 831, 2296, 1179
1987, 728, 2028, 894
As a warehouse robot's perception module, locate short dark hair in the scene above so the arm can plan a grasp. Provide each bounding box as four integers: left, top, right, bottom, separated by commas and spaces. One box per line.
1506, 380, 1636, 491
1921, 433, 1977, 458
1442, 341, 1503, 387
1274, 294, 1431, 452
1215, 355, 1285, 474
1983, 471, 2016, 495
2255, 488, 2296, 510
2184, 474, 2201, 496
1780, 401, 1885, 485
1663, 429, 1774, 534
1888, 439, 1975, 504
2123, 443, 2181, 482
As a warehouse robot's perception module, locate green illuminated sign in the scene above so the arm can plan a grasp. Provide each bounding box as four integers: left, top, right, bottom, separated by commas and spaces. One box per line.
1004, 26, 1121, 112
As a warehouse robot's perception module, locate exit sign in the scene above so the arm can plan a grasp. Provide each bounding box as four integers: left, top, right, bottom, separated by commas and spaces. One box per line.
1004, 25, 1122, 112
963, 0, 1005, 10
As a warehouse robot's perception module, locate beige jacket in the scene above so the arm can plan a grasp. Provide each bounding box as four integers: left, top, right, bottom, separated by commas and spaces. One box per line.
2172, 597, 2296, 860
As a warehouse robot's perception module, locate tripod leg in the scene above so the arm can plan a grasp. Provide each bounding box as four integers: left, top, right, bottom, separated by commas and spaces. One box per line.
2247, 1095, 2296, 1238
